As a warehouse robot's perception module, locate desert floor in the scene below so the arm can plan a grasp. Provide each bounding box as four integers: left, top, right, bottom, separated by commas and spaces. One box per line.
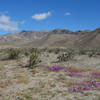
0, 50, 100, 100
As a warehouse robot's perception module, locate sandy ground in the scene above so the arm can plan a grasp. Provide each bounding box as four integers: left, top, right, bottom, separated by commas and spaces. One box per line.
0, 52, 100, 100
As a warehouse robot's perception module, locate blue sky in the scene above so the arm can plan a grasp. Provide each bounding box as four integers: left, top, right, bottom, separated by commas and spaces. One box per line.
0, 0, 100, 34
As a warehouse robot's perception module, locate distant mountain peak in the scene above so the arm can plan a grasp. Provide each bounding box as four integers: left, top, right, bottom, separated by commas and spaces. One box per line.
0, 28, 100, 48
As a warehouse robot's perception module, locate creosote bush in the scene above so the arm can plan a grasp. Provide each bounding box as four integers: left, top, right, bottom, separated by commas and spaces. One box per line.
78, 48, 88, 55
28, 50, 41, 68
24, 51, 30, 56
87, 49, 100, 57
54, 48, 60, 54
30, 48, 40, 54
8, 48, 20, 59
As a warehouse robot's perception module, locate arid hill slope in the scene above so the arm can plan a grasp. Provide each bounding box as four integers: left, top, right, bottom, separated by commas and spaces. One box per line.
0, 28, 100, 48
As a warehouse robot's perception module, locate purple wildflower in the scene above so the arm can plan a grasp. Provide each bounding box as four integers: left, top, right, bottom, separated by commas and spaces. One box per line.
70, 80, 100, 93
92, 81, 100, 87
69, 72, 83, 77
92, 72, 100, 77
71, 87, 80, 92
50, 66, 65, 71
82, 85, 91, 90
82, 81, 92, 86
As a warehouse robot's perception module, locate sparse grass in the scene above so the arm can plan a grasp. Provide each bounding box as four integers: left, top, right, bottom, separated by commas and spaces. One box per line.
0, 67, 4, 71
0, 79, 12, 88
0, 48, 100, 100
28, 87, 42, 94
14, 74, 29, 84
67, 66, 91, 73
30, 68, 40, 75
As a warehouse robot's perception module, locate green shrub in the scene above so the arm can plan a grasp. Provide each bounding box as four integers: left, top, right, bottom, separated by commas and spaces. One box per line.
78, 48, 87, 55
21, 48, 29, 56
25, 52, 30, 56
30, 48, 40, 54
28, 50, 41, 68
87, 49, 99, 57
48, 49, 53, 53
8, 48, 20, 59
42, 47, 48, 52
55, 48, 60, 54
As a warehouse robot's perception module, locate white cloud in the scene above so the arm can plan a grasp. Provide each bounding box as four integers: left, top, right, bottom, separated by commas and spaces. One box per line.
65, 12, 71, 16
0, 15, 18, 31
32, 11, 51, 21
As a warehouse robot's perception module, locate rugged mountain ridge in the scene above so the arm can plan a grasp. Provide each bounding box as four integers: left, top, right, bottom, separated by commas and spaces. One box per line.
0, 28, 100, 48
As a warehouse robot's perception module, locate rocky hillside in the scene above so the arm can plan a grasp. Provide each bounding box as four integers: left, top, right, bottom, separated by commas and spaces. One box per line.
0, 28, 100, 48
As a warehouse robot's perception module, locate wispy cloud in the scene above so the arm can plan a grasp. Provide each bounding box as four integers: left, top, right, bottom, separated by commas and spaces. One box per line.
0, 15, 18, 31
65, 12, 71, 16
32, 11, 51, 21
0, 11, 8, 15
20, 20, 26, 24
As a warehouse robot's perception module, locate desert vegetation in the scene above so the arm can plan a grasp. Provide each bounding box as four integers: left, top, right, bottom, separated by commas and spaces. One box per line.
28, 49, 41, 68
8, 48, 21, 59
0, 47, 100, 100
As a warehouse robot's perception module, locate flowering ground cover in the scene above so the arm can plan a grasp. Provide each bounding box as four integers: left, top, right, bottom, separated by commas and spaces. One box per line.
0, 53, 100, 100
39, 65, 100, 95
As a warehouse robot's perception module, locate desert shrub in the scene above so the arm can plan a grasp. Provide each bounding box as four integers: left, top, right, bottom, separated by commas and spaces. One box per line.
22, 49, 30, 56
78, 48, 88, 55
48, 49, 53, 53
87, 49, 100, 57
28, 50, 41, 68
8, 48, 20, 59
24, 51, 30, 56
47, 48, 61, 54
42, 47, 48, 52
55, 48, 60, 54
30, 48, 40, 54
57, 49, 75, 62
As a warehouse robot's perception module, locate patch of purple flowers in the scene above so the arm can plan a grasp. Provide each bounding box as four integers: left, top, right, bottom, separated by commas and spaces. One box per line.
70, 87, 80, 92
70, 80, 100, 93
92, 81, 100, 87
92, 72, 100, 77
69, 72, 83, 77
49, 66, 65, 71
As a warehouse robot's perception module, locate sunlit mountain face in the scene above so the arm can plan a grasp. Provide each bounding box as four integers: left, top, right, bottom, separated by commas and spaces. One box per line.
0, 28, 100, 48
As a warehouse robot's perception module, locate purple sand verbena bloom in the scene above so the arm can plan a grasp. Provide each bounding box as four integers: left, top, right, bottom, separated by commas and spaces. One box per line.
71, 87, 80, 92
50, 66, 65, 71
92, 81, 100, 87
82, 85, 91, 90
69, 72, 83, 77
92, 72, 100, 77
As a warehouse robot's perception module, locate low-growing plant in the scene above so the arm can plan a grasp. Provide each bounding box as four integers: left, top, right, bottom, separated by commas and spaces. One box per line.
87, 49, 100, 57
24, 51, 30, 56
70, 80, 100, 93
78, 48, 88, 55
42, 47, 48, 52
30, 48, 40, 54
48, 49, 53, 53
49, 66, 65, 71
21, 48, 30, 56
8, 48, 20, 59
54, 48, 60, 54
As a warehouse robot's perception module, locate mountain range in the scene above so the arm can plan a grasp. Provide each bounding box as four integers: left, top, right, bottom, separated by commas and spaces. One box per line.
0, 28, 100, 48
